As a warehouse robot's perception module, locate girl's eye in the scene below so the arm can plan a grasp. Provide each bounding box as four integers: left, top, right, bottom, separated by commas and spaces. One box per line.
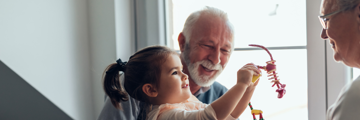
172, 71, 178, 75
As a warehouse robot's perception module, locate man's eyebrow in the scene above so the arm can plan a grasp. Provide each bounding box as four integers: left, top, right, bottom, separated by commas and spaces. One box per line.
199, 39, 215, 44
223, 44, 231, 48
221, 40, 232, 49
208, 40, 215, 44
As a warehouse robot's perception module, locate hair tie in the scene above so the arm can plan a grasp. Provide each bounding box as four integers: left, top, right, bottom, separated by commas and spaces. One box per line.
106, 58, 127, 73
116, 58, 127, 71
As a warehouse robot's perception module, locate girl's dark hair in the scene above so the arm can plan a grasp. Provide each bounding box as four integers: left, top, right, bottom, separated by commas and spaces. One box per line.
102, 45, 178, 110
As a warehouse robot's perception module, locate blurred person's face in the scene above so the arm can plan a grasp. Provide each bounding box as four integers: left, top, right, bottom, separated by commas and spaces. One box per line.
320, 0, 360, 68
179, 15, 233, 86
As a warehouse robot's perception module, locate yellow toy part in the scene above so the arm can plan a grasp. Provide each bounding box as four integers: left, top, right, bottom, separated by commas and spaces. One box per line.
252, 73, 261, 83
251, 109, 263, 115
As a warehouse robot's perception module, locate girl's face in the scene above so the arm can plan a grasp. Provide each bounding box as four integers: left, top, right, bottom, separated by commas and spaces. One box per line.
156, 54, 191, 104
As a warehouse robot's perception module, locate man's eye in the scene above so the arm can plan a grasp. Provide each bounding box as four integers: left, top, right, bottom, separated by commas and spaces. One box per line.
324, 18, 329, 21
172, 71, 178, 75
202, 44, 212, 48
221, 49, 229, 53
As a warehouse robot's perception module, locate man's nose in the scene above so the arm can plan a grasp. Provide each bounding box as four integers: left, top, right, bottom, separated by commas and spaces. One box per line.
321, 28, 328, 40
208, 49, 221, 65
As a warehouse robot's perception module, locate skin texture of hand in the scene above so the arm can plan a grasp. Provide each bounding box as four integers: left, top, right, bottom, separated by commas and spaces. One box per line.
237, 63, 261, 86
230, 78, 260, 118
210, 63, 260, 119
247, 77, 260, 91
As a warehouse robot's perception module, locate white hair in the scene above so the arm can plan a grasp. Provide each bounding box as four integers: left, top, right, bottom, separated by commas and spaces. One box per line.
336, 0, 360, 11
181, 6, 234, 44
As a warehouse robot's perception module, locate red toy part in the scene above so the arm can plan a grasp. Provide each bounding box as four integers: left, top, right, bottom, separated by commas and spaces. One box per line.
247, 44, 287, 120
249, 44, 286, 98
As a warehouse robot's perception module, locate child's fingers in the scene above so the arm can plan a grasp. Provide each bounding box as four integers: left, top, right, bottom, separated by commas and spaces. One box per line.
245, 63, 255, 66
240, 65, 260, 77
245, 64, 260, 75
239, 63, 261, 77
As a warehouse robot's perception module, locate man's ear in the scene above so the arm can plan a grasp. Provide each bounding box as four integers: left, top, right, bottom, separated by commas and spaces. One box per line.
142, 83, 158, 98
356, 4, 360, 24
356, 3, 360, 18
178, 33, 186, 52
355, 3, 360, 31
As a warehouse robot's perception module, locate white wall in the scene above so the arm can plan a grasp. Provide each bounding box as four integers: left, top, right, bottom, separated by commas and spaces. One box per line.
87, 0, 136, 118
0, 0, 93, 120
0, 0, 135, 119
115, 0, 136, 58
87, 0, 117, 118
135, 0, 167, 49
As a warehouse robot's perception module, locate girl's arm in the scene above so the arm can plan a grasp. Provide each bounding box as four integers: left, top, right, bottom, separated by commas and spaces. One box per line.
230, 79, 259, 118
210, 63, 259, 120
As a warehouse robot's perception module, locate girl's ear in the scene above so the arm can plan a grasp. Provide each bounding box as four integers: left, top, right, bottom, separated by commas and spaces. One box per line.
142, 83, 158, 98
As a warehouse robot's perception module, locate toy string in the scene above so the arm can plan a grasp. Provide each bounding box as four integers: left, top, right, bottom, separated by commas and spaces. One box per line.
249, 44, 273, 61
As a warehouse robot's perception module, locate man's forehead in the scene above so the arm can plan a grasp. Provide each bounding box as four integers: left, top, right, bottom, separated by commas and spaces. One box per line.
195, 37, 233, 47
190, 29, 233, 47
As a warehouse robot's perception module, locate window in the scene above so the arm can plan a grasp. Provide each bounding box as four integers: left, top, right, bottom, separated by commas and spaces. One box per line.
167, 0, 308, 119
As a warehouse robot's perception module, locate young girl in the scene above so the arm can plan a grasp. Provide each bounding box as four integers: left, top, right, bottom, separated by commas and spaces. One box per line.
103, 46, 260, 120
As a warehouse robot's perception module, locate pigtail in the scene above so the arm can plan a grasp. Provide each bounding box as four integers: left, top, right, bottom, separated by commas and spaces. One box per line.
101, 46, 179, 118
103, 59, 129, 109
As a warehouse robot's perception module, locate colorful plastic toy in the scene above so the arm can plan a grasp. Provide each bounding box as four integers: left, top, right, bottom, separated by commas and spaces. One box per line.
249, 102, 264, 120
247, 44, 286, 120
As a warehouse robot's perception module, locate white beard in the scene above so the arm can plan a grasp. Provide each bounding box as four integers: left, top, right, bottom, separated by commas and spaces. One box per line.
182, 46, 223, 87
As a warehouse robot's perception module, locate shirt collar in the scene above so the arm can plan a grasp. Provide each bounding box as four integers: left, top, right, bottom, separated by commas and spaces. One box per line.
193, 86, 211, 96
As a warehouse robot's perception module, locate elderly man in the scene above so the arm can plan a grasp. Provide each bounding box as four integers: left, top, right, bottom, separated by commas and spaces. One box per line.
177, 6, 234, 104
319, 0, 360, 119
98, 6, 254, 120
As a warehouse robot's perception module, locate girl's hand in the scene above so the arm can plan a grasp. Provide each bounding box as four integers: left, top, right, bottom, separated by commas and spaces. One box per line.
246, 78, 260, 92
237, 63, 261, 87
